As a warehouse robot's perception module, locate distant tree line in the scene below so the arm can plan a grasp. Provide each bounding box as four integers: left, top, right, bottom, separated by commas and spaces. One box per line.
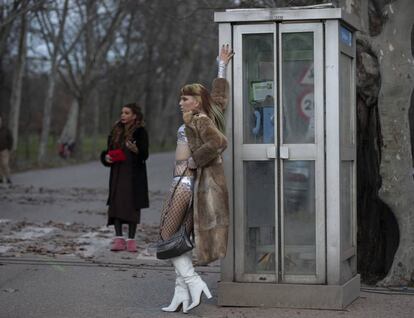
0, 0, 234, 165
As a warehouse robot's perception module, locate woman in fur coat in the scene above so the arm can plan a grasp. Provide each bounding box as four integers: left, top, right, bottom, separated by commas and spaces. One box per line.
158, 45, 234, 313
101, 103, 149, 253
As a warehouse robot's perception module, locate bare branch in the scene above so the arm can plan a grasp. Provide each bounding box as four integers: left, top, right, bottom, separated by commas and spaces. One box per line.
0, 0, 46, 29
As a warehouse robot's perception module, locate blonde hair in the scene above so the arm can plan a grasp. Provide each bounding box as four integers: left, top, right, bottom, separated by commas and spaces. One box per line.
180, 83, 225, 134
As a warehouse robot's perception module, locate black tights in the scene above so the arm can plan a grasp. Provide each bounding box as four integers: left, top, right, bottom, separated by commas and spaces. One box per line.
114, 218, 137, 239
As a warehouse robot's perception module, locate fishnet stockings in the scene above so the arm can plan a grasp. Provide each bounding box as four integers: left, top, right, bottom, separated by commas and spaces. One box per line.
159, 182, 193, 240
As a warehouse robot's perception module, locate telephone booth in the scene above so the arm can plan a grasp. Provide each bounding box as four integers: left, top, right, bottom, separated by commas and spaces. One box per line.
216, 7, 359, 309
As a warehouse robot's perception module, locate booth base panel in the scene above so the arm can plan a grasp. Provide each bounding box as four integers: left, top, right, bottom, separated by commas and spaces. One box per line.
218, 275, 360, 309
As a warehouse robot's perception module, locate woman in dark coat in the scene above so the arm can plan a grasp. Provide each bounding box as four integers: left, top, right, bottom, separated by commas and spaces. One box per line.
100, 103, 149, 253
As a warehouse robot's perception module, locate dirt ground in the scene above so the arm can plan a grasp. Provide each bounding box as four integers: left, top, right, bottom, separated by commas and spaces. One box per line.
0, 153, 173, 262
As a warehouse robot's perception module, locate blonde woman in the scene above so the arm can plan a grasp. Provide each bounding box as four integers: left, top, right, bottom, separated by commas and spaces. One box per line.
159, 45, 234, 313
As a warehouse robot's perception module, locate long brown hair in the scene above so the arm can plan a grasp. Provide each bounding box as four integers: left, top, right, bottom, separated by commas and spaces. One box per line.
180, 83, 225, 134
110, 103, 144, 149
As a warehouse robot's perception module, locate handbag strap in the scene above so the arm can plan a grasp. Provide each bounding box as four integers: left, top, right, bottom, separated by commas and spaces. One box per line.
169, 166, 193, 222
168, 166, 188, 207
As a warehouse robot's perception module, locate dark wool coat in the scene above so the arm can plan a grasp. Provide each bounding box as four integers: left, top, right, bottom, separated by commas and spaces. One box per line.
100, 126, 149, 210
184, 78, 230, 265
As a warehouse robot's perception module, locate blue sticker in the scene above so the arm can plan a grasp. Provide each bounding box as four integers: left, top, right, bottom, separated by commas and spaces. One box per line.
340, 26, 352, 47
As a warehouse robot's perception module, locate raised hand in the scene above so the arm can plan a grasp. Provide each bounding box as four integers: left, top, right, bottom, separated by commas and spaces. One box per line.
219, 44, 235, 65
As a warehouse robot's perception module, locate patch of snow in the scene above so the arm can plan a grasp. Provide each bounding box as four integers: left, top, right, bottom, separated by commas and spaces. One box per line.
6, 226, 57, 240
137, 246, 156, 260
76, 231, 112, 257
136, 253, 157, 261
0, 245, 12, 253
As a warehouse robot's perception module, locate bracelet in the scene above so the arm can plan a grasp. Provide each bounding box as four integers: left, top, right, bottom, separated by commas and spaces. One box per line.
218, 60, 226, 78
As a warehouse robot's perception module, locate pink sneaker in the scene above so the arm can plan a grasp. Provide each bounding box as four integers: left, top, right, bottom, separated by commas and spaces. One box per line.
126, 239, 137, 253
110, 237, 126, 251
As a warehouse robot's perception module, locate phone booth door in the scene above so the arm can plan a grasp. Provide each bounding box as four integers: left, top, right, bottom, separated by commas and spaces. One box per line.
233, 22, 325, 284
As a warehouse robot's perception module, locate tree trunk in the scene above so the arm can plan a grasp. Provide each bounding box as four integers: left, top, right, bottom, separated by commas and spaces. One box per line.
0, 1, 16, 63
373, 0, 414, 286
355, 38, 399, 283
337, 0, 414, 286
71, 1, 125, 159
8, 11, 27, 151
91, 90, 99, 158
74, 95, 85, 159
38, 0, 69, 163
143, 44, 154, 134
58, 99, 78, 151
37, 67, 57, 162
158, 48, 198, 146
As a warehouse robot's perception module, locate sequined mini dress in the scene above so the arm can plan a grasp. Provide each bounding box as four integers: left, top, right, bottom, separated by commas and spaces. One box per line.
159, 124, 195, 240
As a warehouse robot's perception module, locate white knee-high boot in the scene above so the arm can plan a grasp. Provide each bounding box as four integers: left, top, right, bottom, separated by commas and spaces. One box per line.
171, 252, 212, 311
162, 269, 190, 313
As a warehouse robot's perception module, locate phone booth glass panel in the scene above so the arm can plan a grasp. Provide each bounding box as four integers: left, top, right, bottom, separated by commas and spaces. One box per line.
216, 7, 360, 309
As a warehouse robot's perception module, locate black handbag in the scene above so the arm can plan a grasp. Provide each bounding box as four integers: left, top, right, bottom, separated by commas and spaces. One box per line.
156, 223, 194, 260
156, 168, 194, 260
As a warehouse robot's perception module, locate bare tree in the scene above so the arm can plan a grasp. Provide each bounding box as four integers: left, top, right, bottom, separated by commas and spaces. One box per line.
0, 1, 19, 65
36, 0, 69, 163
58, 0, 127, 158
2, 0, 233, 159
125, 0, 222, 147
103, 11, 139, 125
8, 3, 28, 150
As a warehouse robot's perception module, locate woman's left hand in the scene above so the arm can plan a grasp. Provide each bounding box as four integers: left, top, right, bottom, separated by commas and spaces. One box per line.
188, 157, 197, 169
219, 44, 235, 65
126, 140, 138, 154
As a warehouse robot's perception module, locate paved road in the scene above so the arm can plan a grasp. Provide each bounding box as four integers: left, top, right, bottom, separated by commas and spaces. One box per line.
2, 152, 175, 226
10, 151, 174, 191
1, 255, 413, 318
1, 153, 413, 317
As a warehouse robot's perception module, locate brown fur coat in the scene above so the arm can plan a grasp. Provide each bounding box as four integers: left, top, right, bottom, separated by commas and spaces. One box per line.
184, 78, 229, 265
